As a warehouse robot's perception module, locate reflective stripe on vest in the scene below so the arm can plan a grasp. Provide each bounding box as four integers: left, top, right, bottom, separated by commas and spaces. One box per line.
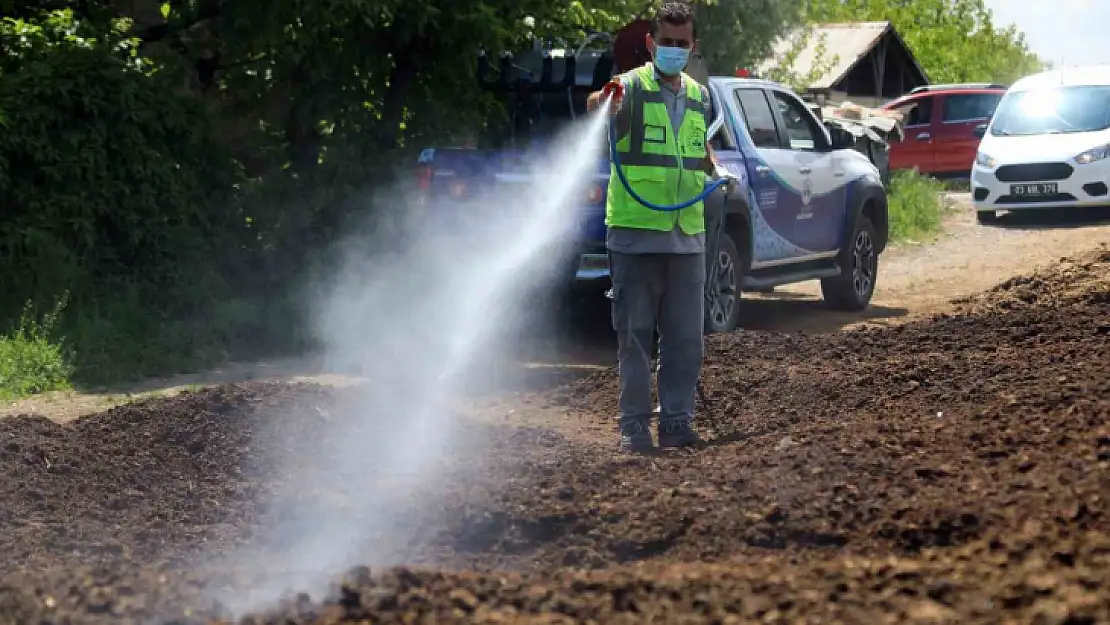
605, 63, 709, 235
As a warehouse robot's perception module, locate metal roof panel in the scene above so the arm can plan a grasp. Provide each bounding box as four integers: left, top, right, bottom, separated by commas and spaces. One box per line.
756, 21, 894, 89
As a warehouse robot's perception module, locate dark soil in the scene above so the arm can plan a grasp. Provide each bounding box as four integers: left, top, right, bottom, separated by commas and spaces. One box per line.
0, 245, 1108, 624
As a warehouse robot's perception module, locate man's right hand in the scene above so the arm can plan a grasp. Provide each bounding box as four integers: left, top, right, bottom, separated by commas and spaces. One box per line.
715, 163, 740, 185
588, 92, 623, 114
600, 81, 625, 114
607, 92, 625, 115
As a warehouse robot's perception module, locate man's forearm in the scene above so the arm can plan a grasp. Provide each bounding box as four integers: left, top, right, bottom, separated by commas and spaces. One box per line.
702, 143, 719, 175
586, 91, 603, 112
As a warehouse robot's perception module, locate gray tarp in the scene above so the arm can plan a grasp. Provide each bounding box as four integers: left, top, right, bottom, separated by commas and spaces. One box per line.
819, 106, 905, 187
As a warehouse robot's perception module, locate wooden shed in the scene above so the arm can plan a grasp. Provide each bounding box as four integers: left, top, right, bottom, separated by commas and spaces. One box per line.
756, 21, 929, 106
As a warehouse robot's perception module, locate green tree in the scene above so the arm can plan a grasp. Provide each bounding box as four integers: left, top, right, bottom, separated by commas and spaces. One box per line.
760, 25, 840, 92
0, 0, 806, 386
691, 0, 807, 74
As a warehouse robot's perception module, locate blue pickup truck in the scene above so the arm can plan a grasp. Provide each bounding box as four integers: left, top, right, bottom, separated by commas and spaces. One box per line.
416, 46, 890, 333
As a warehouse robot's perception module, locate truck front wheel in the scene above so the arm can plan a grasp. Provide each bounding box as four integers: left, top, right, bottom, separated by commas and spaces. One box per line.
704, 231, 742, 333
821, 214, 878, 311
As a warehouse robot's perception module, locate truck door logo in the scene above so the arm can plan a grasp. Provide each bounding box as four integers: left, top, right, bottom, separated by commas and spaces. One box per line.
798, 178, 814, 220
759, 188, 777, 209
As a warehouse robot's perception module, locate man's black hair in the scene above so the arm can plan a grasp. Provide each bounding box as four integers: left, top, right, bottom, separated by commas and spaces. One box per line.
651, 2, 697, 38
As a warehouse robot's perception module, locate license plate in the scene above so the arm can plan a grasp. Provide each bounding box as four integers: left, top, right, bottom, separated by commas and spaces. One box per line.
1010, 182, 1057, 196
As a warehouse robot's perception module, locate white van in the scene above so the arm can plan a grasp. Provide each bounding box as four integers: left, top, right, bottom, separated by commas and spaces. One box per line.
970, 64, 1110, 223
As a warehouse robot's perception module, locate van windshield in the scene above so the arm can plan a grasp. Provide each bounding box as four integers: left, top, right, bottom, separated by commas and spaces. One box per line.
990, 85, 1110, 136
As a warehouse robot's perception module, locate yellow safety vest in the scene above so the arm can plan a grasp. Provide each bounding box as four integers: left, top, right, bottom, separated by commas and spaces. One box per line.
605, 63, 708, 235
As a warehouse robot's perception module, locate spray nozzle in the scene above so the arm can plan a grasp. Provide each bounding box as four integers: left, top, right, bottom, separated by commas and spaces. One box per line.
601, 80, 624, 102
600, 80, 624, 115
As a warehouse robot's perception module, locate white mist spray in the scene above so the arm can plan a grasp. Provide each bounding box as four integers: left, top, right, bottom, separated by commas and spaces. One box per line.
217, 105, 614, 615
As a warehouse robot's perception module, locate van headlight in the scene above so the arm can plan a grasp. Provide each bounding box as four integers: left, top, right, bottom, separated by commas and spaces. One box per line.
975, 152, 996, 168
1075, 144, 1110, 165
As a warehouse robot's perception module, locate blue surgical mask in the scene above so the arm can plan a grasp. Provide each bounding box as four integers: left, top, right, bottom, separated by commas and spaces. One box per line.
653, 45, 691, 76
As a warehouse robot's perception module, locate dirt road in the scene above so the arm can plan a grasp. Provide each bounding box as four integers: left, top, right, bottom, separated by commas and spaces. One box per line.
0, 192, 1108, 623
3, 195, 1109, 423
494, 196, 1110, 380
0, 237, 1106, 624
741, 195, 1110, 333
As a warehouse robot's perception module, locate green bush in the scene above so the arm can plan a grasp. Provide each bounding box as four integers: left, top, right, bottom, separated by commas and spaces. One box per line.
0, 2, 822, 394
887, 169, 947, 242
0, 13, 299, 387
0, 38, 243, 304
0, 296, 73, 400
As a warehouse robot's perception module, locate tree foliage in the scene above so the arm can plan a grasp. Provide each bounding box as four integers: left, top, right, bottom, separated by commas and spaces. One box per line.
0, 0, 804, 382
693, 0, 805, 75
760, 26, 840, 92
805, 0, 1045, 84
0, 0, 1043, 384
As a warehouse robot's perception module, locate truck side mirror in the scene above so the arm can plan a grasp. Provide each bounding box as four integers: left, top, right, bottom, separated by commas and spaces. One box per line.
828, 125, 855, 150
973, 123, 988, 139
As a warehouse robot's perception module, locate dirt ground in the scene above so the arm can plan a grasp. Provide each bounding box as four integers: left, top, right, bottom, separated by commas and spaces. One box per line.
5, 196, 1110, 424
0, 200, 1106, 622
741, 196, 1110, 332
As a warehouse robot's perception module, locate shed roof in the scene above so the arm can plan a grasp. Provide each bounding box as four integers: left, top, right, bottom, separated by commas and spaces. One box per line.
755, 21, 927, 90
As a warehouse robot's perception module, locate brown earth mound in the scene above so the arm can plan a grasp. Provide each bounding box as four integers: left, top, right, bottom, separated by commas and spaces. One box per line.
0, 245, 1106, 624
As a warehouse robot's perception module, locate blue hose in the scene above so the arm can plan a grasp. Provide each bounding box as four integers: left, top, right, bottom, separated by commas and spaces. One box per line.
607, 116, 730, 212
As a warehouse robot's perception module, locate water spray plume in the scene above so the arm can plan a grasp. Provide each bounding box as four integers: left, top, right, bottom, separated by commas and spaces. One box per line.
213, 106, 614, 616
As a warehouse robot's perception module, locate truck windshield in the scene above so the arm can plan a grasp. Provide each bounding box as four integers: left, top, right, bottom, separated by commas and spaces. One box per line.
990, 85, 1110, 136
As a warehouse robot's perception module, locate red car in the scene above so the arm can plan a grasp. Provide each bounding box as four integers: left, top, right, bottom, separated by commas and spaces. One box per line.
881, 83, 1007, 178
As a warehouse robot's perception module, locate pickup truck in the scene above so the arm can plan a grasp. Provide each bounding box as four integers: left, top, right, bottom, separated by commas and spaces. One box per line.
416, 49, 890, 334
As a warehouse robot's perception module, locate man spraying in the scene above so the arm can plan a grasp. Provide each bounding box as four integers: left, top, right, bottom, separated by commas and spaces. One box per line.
586, 1, 736, 453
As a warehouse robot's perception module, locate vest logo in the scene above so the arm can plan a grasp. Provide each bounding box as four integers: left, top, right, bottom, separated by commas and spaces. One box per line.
688, 134, 705, 152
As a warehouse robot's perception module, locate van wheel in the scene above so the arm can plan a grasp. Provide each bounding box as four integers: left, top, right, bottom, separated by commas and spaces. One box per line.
704, 231, 742, 333
821, 214, 878, 312
976, 210, 999, 225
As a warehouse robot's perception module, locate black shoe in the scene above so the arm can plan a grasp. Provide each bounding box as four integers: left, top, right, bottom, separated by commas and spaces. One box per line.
658, 419, 703, 448
618, 418, 654, 453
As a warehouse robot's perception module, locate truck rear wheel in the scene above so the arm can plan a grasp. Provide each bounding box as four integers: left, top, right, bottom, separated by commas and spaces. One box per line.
821, 214, 878, 312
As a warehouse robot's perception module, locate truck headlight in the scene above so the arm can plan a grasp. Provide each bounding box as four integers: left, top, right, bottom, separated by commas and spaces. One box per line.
1075, 144, 1110, 165
975, 152, 996, 168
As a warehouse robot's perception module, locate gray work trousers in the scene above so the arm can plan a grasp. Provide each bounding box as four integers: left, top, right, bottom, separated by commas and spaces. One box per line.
607, 251, 705, 427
